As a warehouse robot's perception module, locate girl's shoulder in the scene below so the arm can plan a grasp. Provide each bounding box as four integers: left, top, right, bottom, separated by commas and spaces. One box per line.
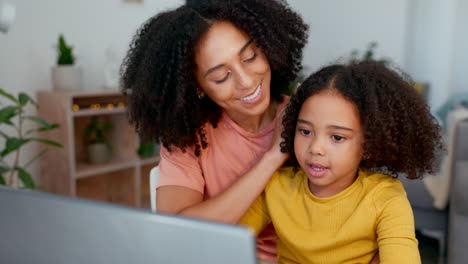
360, 169, 409, 207
361, 168, 403, 188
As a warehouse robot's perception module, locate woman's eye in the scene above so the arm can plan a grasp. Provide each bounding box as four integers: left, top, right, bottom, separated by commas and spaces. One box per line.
299, 129, 312, 136
331, 135, 345, 142
214, 71, 231, 84
242, 52, 257, 63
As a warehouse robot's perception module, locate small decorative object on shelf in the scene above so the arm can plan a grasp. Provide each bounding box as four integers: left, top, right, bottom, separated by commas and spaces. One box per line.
72, 102, 125, 112
51, 34, 82, 91
84, 116, 112, 164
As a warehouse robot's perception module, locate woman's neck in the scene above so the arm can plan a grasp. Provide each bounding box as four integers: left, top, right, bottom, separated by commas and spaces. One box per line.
230, 100, 278, 133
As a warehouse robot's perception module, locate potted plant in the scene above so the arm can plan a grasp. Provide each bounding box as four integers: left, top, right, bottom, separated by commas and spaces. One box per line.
0, 89, 62, 189
84, 117, 112, 164
51, 34, 82, 91
348, 41, 389, 64
137, 136, 160, 158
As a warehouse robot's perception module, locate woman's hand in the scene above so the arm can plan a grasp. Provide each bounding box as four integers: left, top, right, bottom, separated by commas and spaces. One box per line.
266, 106, 289, 165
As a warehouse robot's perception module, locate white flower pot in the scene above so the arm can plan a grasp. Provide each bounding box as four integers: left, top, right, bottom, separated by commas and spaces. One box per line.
51, 65, 82, 91
87, 143, 111, 164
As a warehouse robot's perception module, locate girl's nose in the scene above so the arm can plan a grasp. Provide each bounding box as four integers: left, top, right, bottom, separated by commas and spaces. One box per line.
308, 137, 326, 156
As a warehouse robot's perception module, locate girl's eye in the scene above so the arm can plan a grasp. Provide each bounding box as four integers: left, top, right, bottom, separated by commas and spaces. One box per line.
242, 52, 257, 63
331, 135, 346, 142
299, 129, 312, 136
214, 71, 231, 84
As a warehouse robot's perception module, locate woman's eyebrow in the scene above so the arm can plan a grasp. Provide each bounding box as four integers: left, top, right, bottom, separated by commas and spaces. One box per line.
203, 39, 254, 78
239, 39, 253, 55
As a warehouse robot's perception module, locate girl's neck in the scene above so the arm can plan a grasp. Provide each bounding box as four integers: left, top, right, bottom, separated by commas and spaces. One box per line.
308, 170, 359, 198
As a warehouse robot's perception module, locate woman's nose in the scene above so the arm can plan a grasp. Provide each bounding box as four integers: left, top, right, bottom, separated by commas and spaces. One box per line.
234, 67, 254, 90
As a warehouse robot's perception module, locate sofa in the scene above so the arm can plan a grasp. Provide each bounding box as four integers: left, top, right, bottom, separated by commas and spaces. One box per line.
447, 119, 468, 263
401, 117, 468, 263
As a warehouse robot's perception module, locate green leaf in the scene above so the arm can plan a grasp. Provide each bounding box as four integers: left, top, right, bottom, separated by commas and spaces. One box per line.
0, 166, 9, 185
26, 124, 60, 134
16, 167, 35, 189
137, 142, 156, 158
18, 93, 38, 107
26, 116, 59, 129
0, 166, 9, 174
0, 106, 18, 124
29, 138, 63, 148
0, 88, 18, 103
57, 34, 75, 65
1, 138, 30, 157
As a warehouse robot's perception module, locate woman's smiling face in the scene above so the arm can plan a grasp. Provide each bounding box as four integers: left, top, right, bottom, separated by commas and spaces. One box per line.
194, 21, 272, 126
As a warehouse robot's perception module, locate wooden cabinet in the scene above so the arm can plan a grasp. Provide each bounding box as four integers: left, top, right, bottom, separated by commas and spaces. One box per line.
37, 90, 158, 209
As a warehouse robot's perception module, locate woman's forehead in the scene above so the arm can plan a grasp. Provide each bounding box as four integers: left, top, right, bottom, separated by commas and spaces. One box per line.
194, 21, 251, 67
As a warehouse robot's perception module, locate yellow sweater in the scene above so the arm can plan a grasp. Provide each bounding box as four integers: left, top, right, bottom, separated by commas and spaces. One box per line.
239, 167, 420, 264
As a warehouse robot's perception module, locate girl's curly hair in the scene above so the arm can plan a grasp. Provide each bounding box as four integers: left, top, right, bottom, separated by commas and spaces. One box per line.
281, 61, 444, 179
120, 0, 308, 156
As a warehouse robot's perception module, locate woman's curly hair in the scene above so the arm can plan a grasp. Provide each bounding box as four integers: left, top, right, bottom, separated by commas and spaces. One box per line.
280, 61, 444, 179
120, 0, 308, 156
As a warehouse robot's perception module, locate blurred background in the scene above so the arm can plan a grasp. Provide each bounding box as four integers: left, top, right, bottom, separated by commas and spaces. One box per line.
1, 1, 468, 262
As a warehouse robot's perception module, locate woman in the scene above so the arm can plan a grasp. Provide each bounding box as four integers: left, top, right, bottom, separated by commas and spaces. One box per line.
120, 0, 307, 262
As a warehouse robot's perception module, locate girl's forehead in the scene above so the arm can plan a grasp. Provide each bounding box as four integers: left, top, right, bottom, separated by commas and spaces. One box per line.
300, 91, 362, 129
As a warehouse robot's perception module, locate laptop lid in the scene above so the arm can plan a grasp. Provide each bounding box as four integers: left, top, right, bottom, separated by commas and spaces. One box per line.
0, 186, 256, 264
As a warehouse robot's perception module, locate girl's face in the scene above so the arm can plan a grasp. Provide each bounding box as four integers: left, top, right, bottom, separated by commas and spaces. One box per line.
194, 21, 272, 126
294, 90, 365, 198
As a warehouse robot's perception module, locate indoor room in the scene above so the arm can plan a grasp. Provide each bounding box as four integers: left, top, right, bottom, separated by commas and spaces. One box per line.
1, 0, 467, 263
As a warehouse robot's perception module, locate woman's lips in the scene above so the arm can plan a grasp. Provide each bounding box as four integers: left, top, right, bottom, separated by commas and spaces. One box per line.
239, 82, 262, 104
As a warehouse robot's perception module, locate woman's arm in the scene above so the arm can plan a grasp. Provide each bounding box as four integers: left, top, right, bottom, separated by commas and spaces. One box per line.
157, 116, 288, 224
157, 149, 286, 223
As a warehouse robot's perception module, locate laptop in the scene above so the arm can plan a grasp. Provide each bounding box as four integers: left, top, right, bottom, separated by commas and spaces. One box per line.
0, 186, 256, 264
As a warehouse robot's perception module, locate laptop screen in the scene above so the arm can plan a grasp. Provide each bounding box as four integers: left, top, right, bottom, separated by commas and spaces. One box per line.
0, 186, 256, 264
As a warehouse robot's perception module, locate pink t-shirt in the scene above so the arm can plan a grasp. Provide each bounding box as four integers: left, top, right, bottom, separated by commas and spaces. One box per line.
157, 99, 288, 262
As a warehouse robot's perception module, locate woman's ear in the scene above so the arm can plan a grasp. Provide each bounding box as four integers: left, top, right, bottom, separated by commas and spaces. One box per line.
196, 88, 205, 99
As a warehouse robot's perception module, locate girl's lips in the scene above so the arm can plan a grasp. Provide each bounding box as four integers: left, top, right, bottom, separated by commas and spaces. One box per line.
306, 163, 329, 178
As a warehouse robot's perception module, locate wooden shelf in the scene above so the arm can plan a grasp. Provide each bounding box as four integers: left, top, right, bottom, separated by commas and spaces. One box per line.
75, 158, 138, 179
72, 107, 126, 117
139, 156, 161, 166
38, 90, 159, 209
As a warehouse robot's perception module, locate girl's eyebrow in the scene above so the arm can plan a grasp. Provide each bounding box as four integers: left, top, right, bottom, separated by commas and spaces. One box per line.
328, 125, 354, 132
203, 39, 254, 78
297, 119, 312, 125
298, 119, 354, 132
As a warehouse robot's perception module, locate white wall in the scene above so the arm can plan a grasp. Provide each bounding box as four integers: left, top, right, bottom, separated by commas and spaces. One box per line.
450, 0, 468, 94
404, 0, 457, 111
288, 0, 409, 74
0, 0, 183, 94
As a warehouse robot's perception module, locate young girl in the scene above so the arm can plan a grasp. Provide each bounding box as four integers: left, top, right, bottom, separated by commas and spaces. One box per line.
238, 61, 443, 264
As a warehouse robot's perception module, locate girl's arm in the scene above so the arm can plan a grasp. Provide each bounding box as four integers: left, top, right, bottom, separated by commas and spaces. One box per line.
375, 187, 421, 263
156, 121, 288, 224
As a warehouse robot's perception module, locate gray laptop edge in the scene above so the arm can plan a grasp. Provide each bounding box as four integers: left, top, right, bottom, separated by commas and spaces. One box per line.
0, 186, 256, 264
